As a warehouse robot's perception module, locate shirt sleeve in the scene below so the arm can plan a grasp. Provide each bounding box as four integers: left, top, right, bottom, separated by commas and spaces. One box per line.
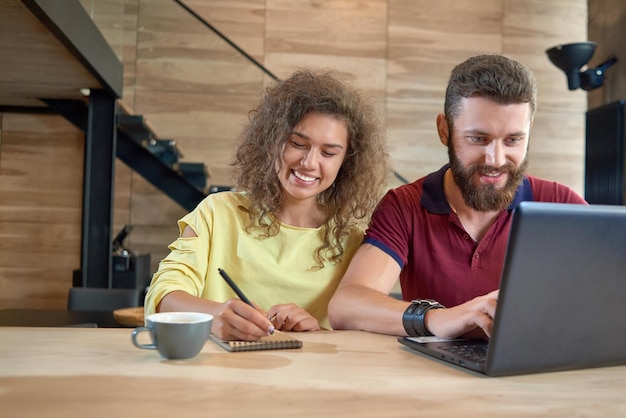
144, 198, 213, 316
528, 176, 588, 204
363, 187, 414, 268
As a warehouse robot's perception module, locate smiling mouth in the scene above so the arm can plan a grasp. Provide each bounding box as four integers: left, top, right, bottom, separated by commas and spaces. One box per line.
479, 171, 506, 185
292, 169, 318, 182
482, 172, 502, 178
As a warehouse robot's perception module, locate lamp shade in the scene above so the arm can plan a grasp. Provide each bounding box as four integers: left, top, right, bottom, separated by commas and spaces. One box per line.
546, 42, 597, 90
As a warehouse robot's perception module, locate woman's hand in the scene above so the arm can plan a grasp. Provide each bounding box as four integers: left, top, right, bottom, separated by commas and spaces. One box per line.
210, 299, 275, 341
266, 303, 321, 332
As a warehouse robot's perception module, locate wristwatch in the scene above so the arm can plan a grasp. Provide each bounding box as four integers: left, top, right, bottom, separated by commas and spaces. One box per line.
402, 299, 445, 337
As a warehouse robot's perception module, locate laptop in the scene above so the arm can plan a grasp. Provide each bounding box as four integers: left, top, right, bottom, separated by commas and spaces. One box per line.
399, 201, 626, 376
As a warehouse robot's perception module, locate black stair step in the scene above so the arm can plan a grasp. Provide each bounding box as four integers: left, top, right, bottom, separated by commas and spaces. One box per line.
117, 113, 153, 143
179, 162, 208, 191
146, 138, 181, 166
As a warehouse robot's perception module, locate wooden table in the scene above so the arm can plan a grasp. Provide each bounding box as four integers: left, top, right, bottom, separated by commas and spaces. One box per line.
1, 327, 625, 417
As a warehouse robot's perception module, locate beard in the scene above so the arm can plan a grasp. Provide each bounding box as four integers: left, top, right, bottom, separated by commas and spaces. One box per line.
448, 144, 528, 212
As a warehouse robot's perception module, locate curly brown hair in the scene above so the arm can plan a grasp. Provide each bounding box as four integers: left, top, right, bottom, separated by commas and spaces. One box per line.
231, 69, 391, 269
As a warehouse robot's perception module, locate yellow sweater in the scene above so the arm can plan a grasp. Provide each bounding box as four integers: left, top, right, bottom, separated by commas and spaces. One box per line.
144, 191, 363, 329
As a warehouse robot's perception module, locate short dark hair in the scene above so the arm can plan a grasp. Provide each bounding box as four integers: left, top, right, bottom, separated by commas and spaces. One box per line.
444, 54, 537, 126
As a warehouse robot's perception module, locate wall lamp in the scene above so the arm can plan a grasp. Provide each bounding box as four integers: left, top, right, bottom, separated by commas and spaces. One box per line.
546, 41, 618, 91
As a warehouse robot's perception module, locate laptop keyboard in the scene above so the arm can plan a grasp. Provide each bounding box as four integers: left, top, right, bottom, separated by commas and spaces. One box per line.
439, 343, 488, 363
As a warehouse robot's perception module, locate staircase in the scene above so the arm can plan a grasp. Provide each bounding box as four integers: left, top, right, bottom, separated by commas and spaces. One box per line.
115, 106, 210, 212
45, 98, 217, 213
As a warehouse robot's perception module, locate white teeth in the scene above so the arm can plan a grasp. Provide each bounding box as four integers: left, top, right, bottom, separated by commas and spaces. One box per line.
293, 170, 316, 182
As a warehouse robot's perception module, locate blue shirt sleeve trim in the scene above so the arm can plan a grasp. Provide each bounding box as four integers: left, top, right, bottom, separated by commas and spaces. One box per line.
363, 237, 405, 269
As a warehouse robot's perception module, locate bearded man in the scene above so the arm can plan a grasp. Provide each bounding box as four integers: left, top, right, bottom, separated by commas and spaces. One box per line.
328, 54, 586, 339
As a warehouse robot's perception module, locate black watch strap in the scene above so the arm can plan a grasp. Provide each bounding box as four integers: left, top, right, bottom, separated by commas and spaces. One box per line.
402, 299, 445, 337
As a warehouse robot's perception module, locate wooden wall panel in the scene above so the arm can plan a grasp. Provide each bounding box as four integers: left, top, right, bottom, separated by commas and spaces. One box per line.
265, 0, 388, 102
386, 0, 504, 184
588, 0, 626, 110
119, 0, 139, 108
0, 112, 133, 309
135, 0, 267, 95
387, 0, 503, 101
182, 0, 267, 62
0, 0, 595, 309
503, 0, 588, 192
385, 101, 448, 185
503, 0, 589, 112
267, 0, 387, 58
79, 0, 126, 58
0, 114, 82, 309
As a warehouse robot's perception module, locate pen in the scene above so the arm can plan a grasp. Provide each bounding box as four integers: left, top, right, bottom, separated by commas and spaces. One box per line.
218, 268, 274, 334
217, 268, 253, 306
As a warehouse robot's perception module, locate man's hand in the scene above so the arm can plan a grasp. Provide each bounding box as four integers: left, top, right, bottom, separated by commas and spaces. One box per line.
425, 290, 499, 339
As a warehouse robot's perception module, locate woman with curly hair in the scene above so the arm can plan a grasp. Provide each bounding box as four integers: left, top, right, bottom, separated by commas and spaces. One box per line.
145, 69, 390, 341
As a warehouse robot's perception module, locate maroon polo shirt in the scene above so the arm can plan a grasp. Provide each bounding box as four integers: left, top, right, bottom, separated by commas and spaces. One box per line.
364, 164, 587, 308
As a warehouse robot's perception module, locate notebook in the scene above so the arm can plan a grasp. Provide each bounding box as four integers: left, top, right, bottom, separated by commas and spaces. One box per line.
399, 201, 626, 376
211, 330, 302, 352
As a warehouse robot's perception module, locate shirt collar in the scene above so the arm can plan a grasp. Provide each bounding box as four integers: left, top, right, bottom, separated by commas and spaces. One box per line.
421, 164, 534, 214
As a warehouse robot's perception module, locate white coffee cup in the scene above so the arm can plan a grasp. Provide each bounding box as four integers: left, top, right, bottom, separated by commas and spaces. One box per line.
131, 312, 213, 360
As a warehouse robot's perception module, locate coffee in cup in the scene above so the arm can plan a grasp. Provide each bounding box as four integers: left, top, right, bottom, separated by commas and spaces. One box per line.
131, 312, 213, 360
